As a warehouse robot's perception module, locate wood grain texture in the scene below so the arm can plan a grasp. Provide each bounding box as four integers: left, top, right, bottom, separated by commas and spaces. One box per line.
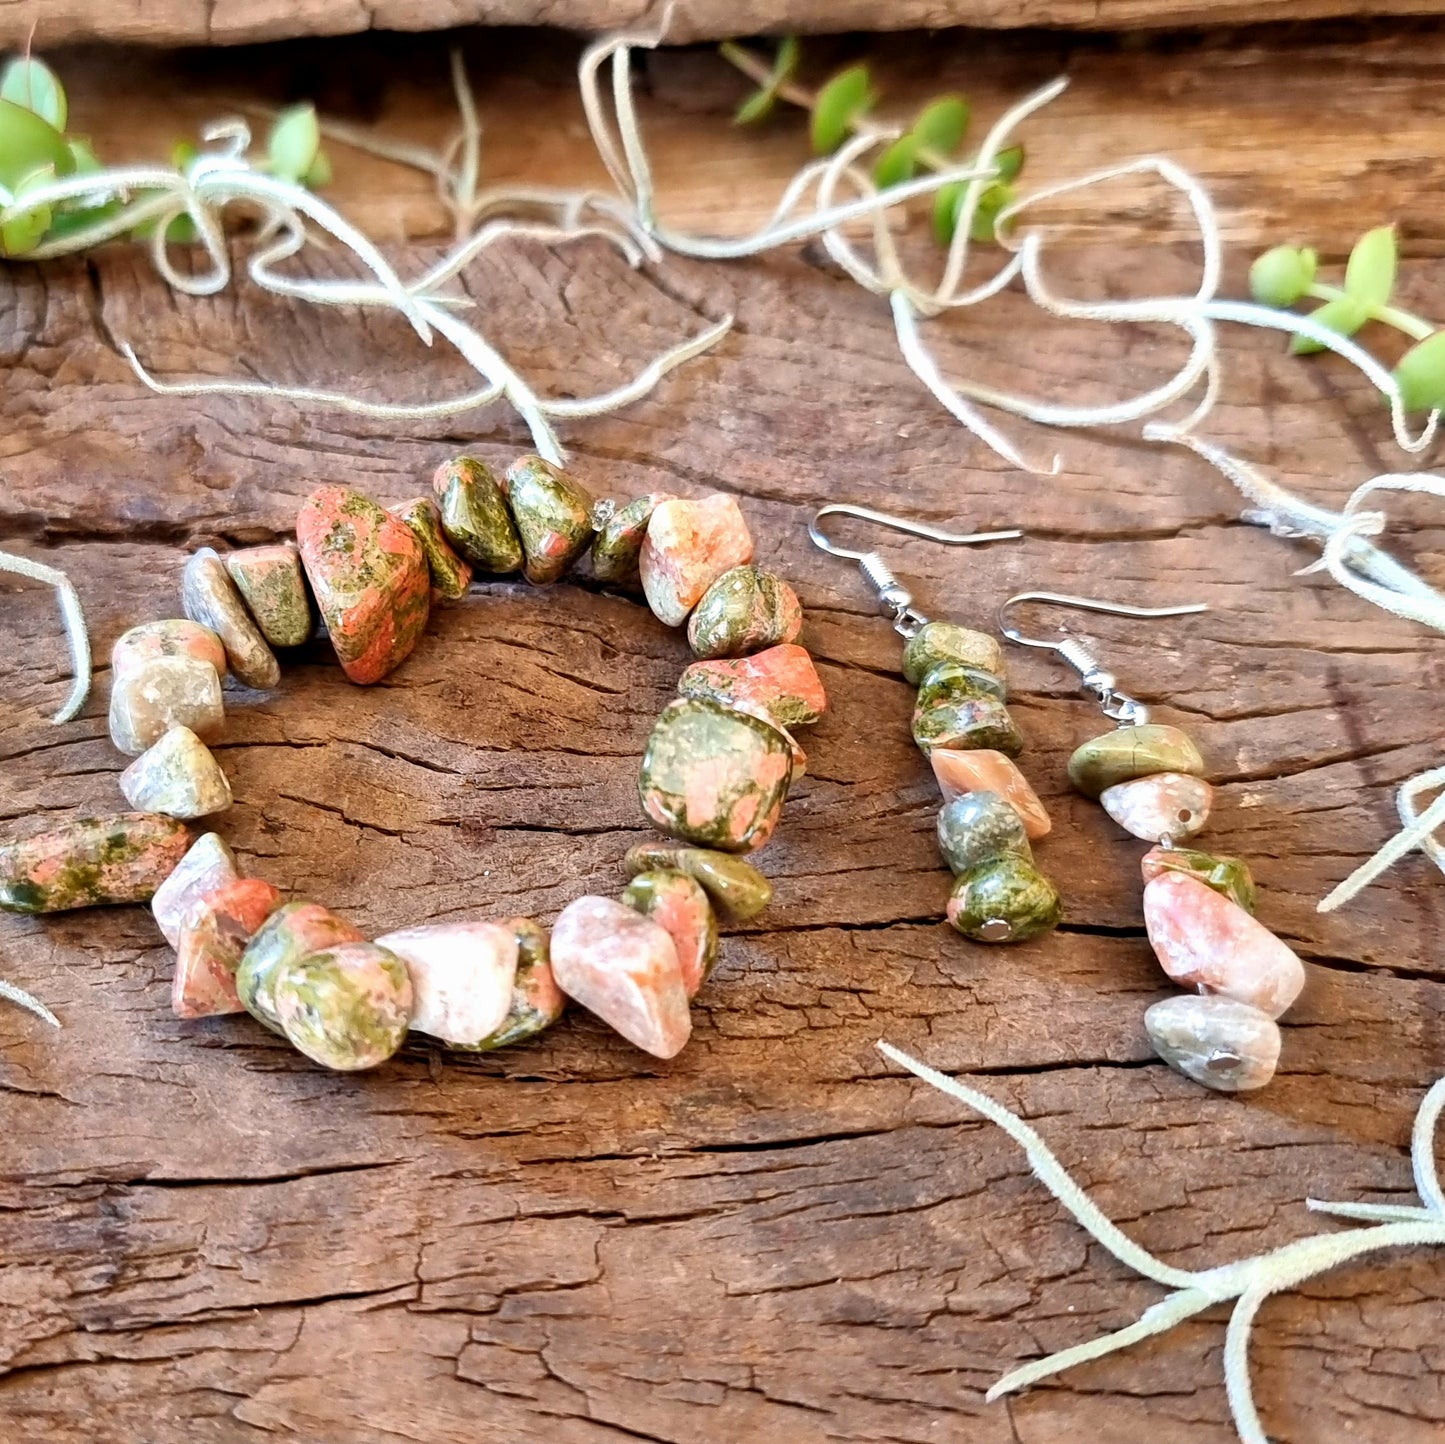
3, 25, 1445, 1444
13, 0, 1445, 47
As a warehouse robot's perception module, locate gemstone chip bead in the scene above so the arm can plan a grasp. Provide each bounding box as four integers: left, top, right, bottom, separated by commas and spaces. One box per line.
1144, 993, 1281, 1092
639, 697, 794, 853
1067, 723, 1205, 798
945, 854, 1062, 943
639, 495, 754, 627
182, 547, 281, 690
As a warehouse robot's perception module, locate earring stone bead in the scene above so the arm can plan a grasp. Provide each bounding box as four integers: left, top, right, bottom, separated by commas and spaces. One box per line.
1144, 994, 1282, 1092
639, 495, 755, 627
622, 843, 773, 921
503, 455, 596, 584
1100, 772, 1213, 843
272, 941, 414, 1071
120, 726, 233, 819
297, 485, 432, 684
902, 622, 1003, 686
685, 566, 802, 659
0, 812, 192, 914
173, 877, 283, 1019
109, 654, 225, 756
182, 547, 282, 690
916, 661, 1007, 708
1067, 723, 1205, 798
1143, 871, 1305, 1018
236, 900, 366, 1032
621, 870, 718, 997
551, 896, 692, 1059
591, 492, 671, 587
112, 619, 227, 680
152, 832, 238, 946
678, 644, 827, 730
1141, 845, 1256, 913
639, 698, 793, 853
224, 544, 314, 648
376, 919, 519, 1048
474, 918, 566, 1050
930, 749, 1052, 838
912, 694, 1024, 757
433, 456, 524, 574
937, 791, 1032, 876
392, 496, 474, 600
946, 854, 1062, 942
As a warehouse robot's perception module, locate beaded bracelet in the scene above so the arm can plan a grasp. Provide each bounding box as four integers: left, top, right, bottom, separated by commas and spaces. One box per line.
0, 455, 827, 1068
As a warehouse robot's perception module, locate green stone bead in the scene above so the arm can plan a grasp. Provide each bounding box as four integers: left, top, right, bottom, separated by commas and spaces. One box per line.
1067, 723, 1205, 798
272, 941, 412, 1072
639, 697, 793, 853
946, 855, 1062, 943
591, 493, 668, 588
1143, 846, 1257, 914
235, 900, 365, 1033
916, 660, 1007, 708
434, 456, 524, 574
686, 566, 803, 660
623, 843, 773, 920
937, 791, 1031, 876
902, 621, 1003, 686
503, 455, 596, 584
475, 917, 567, 1050
622, 869, 719, 994
393, 496, 473, 601
912, 695, 1024, 757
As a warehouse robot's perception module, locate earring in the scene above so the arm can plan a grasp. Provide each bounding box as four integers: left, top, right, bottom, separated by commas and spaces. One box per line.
810, 505, 1062, 944
1000, 592, 1306, 1093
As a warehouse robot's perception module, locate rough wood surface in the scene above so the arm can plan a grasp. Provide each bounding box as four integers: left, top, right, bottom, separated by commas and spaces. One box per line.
3, 24, 1445, 1444
13, 0, 1445, 47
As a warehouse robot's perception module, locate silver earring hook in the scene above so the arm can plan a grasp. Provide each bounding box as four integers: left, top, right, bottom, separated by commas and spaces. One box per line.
997, 591, 1209, 727
810, 504, 1022, 639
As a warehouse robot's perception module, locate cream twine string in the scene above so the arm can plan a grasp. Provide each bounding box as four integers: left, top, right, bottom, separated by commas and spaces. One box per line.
880, 1042, 1445, 1444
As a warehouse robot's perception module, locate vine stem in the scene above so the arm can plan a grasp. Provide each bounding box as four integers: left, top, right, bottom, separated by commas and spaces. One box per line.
717, 41, 957, 175
1306, 280, 1435, 341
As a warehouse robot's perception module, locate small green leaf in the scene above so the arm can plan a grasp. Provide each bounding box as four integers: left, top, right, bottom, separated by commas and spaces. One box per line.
304, 148, 332, 189
1393, 330, 1445, 411
0, 56, 67, 131
811, 64, 874, 155
267, 103, 321, 182
66, 137, 101, 174
993, 143, 1024, 182
968, 181, 1015, 244
1249, 244, 1317, 307
1344, 224, 1397, 309
1289, 293, 1368, 354
773, 36, 800, 83
932, 181, 964, 246
0, 164, 55, 256
734, 88, 776, 126
910, 95, 969, 157
0, 97, 72, 189
873, 135, 918, 189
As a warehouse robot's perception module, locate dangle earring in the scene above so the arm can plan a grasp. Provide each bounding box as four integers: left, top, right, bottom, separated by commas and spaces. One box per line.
810, 505, 1062, 943
1000, 592, 1306, 1093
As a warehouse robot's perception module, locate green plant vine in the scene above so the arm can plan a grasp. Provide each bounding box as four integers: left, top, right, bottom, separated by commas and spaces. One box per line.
720, 38, 1024, 247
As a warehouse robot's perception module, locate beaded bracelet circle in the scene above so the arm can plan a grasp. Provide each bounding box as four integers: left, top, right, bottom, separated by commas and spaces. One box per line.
0, 455, 827, 1068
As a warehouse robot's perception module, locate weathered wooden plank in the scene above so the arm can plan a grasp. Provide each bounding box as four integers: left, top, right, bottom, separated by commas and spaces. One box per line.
3, 24, 1445, 1444
11, 0, 1445, 48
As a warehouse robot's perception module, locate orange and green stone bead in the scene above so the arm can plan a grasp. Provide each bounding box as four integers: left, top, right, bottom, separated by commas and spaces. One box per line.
622, 869, 718, 997
235, 900, 366, 1032
296, 484, 431, 684
946, 854, 1062, 943
685, 565, 803, 660
475, 917, 567, 1050
0, 812, 192, 914
639, 697, 793, 853
912, 693, 1023, 757
225, 544, 315, 649
1067, 723, 1205, 798
901, 622, 1003, 686
272, 940, 414, 1071
392, 496, 474, 600
432, 456, 524, 575
591, 492, 670, 588
503, 455, 595, 584
623, 843, 773, 920
1141, 845, 1256, 913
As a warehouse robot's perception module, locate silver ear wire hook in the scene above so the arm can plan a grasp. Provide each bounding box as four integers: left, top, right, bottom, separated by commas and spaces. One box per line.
997, 591, 1209, 727
809, 504, 1022, 639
